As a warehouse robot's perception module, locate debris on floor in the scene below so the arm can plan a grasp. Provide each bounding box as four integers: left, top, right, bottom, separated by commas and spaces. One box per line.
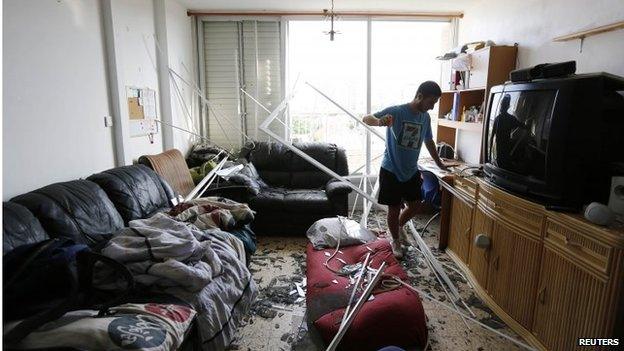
228, 211, 525, 351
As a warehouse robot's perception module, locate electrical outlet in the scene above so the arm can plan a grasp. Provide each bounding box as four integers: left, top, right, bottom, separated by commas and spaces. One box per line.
104, 116, 113, 127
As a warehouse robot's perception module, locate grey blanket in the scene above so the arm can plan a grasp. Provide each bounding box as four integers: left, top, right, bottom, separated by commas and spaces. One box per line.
101, 214, 257, 351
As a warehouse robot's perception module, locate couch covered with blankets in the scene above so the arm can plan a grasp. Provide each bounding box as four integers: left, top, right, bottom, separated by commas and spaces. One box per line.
3, 164, 258, 351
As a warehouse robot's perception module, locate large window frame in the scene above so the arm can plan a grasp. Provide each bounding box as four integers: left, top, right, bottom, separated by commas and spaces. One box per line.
196, 15, 458, 174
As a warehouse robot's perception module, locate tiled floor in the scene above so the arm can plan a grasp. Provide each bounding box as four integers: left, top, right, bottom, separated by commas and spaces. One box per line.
226, 212, 528, 351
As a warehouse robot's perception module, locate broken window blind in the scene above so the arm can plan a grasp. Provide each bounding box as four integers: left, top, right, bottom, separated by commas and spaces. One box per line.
242, 20, 283, 141
202, 20, 283, 149
203, 21, 242, 149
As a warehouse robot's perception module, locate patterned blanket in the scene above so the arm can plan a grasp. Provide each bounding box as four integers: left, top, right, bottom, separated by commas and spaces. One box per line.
5, 303, 195, 350
100, 208, 257, 350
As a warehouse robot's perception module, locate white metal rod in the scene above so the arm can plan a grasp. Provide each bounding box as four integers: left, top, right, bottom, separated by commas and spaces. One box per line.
349, 176, 365, 218
350, 152, 384, 176
185, 157, 228, 202
394, 278, 536, 351
305, 81, 386, 141
169, 70, 199, 136
414, 232, 471, 330
407, 219, 474, 319
154, 119, 211, 144
340, 252, 371, 329
326, 262, 387, 351
360, 177, 380, 227
241, 88, 272, 114
408, 220, 460, 300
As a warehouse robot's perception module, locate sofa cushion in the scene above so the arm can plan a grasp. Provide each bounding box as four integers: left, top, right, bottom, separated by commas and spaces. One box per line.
87, 165, 173, 224
290, 142, 339, 170
245, 142, 292, 171
3, 202, 49, 254
248, 187, 286, 212
11, 180, 124, 247
290, 142, 340, 188
283, 190, 333, 214
290, 170, 333, 189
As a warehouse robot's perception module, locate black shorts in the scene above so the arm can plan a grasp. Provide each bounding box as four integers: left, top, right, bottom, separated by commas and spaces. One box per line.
378, 167, 423, 206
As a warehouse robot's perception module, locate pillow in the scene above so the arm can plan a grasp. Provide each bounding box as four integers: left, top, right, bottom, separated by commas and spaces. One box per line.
232, 163, 268, 189
306, 216, 377, 249
228, 173, 262, 195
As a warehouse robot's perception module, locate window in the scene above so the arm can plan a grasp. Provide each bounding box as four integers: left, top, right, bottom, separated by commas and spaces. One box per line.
201, 20, 282, 150
287, 20, 367, 171
370, 21, 452, 169
200, 17, 453, 172
287, 19, 452, 173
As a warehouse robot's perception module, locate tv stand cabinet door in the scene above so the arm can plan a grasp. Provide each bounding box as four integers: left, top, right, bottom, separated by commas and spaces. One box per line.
469, 206, 493, 287
448, 196, 473, 263
533, 244, 610, 351
487, 220, 541, 329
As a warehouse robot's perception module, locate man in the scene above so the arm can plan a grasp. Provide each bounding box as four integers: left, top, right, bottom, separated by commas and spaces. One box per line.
363, 81, 448, 258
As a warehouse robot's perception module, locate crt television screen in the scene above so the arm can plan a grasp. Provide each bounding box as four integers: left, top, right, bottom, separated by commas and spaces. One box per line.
487, 90, 557, 180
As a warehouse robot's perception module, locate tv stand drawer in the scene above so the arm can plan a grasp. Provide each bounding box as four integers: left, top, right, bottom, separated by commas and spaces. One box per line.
544, 218, 612, 276
453, 176, 477, 200
477, 179, 544, 238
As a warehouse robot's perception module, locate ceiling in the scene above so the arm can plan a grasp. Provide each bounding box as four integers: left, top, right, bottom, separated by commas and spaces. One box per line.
177, 0, 476, 13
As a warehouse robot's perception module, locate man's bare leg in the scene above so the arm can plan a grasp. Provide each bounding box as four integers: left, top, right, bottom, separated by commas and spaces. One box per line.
386, 204, 403, 258
397, 200, 427, 244
399, 200, 426, 227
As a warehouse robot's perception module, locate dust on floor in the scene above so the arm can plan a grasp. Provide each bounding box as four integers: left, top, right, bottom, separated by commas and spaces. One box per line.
226, 212, 527, 351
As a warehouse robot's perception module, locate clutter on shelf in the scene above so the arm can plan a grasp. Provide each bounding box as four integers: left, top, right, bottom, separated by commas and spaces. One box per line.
435, 40, 495, 61
462, 105, 480, 122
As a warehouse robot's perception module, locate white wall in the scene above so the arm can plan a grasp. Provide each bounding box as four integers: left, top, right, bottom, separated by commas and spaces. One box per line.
455, 0, 624, 164
460, 0, 624, 76
2, 0, 197, 200
112, 0, 164, 160
2, 0, 116, 199
165, 0, 198, 155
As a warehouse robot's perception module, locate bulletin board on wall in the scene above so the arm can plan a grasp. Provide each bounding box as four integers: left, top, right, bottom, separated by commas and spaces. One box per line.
126, 86, 158, 138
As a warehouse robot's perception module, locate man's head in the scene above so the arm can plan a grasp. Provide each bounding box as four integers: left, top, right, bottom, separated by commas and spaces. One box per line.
414, 81, 442, 112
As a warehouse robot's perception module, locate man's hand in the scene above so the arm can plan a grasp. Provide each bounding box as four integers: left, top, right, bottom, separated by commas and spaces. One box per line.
425, 139, 451, 172
379, 114, 394, 127
436, 161, 450, 172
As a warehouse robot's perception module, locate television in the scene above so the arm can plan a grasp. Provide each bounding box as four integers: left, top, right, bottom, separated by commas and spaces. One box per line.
482, 73, 624, 210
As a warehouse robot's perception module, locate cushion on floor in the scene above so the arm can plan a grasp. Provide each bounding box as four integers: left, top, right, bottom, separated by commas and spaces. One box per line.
306, 239, 428, 351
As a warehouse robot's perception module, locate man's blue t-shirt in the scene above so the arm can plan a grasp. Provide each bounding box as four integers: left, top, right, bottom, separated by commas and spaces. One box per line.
374, 104, 433, 182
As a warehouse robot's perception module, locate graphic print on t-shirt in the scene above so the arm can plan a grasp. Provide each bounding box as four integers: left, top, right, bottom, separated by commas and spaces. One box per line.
398, 121, 423, 149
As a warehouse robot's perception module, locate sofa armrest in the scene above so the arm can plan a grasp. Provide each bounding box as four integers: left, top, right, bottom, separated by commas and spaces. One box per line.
325, 180, 353, 198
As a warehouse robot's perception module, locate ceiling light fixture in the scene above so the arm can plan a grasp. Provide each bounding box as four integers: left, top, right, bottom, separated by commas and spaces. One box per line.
323, 0, 340, 41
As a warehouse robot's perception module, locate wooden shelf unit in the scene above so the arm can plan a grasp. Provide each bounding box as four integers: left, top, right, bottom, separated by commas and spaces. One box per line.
439, 177, 624, 351
436, 45, 518, 160
438, 119, 483, 132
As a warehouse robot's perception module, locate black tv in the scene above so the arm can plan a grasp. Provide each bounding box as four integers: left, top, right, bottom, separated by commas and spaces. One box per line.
482, 73, 624, 210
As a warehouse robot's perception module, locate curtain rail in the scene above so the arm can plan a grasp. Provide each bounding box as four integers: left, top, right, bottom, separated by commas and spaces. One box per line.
187, 10, 463, 19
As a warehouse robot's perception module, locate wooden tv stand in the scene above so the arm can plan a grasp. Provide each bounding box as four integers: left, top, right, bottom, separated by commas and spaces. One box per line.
438, 175, 624, 351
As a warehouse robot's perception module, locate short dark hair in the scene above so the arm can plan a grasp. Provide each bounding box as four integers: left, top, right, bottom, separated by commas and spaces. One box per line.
416, 81, 442, 98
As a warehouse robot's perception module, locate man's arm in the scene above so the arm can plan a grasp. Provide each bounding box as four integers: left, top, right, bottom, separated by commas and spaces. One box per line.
363, 114, 393, 127
425, 139, 448, 171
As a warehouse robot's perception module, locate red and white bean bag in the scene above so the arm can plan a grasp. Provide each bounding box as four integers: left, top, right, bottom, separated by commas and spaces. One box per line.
306, 239, 428, 351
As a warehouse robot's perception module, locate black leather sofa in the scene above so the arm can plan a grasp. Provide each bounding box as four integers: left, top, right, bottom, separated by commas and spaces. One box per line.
2, 164, 248, 350
210, 141, 353, 236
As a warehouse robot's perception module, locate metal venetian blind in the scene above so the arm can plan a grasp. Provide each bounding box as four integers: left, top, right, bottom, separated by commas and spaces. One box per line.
242, 20, 283, 141
203, 21, 242, 149
203, 20, 282, 149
